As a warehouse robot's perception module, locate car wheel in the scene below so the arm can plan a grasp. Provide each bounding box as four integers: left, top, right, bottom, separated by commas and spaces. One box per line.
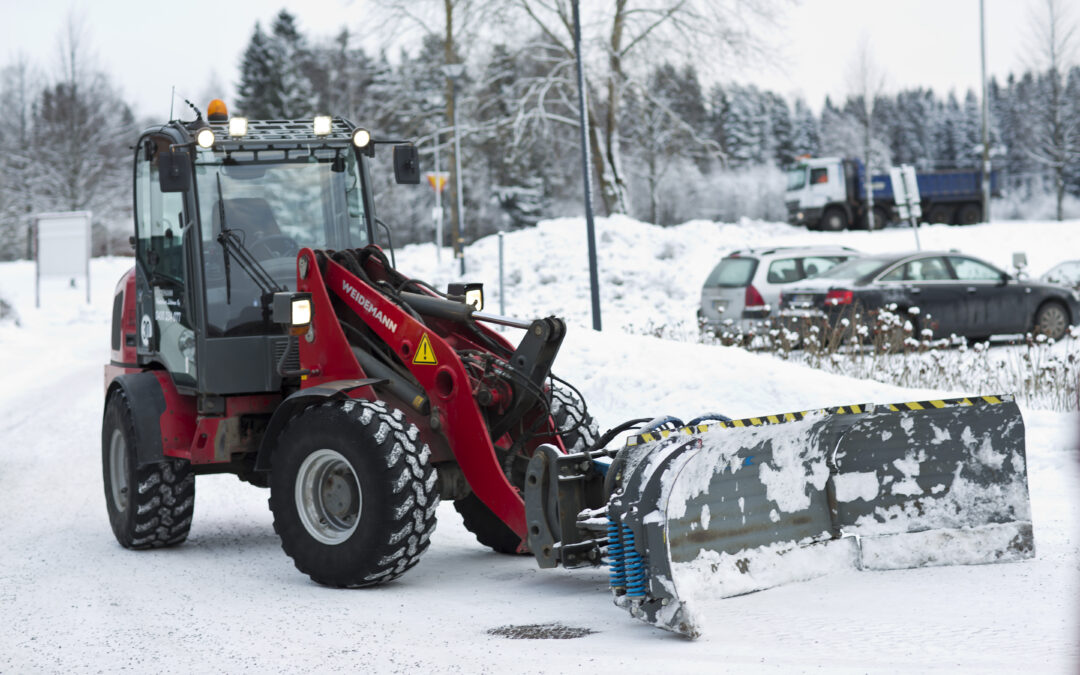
821, 207, 848, 231
1034, 301, 1069, 341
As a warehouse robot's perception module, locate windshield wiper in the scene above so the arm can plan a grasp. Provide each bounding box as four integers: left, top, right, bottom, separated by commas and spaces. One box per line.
215, 174, 284, 305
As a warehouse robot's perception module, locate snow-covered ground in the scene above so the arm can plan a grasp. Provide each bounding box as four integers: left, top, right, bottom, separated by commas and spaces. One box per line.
1, 218, 1077, 673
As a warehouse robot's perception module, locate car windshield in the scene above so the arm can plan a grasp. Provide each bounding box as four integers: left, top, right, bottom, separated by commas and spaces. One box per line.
705, 257, 757, 287
786, 166, 807, 191
1044, 261, 1080, 286
814, 257, 893, 281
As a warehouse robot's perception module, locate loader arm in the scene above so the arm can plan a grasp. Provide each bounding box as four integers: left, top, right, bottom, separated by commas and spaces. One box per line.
293, 247, 566, 542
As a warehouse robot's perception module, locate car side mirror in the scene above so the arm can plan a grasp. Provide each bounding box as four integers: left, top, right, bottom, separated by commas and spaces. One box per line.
393, 144, 420, 184
158, 150, 191, 192
999, 272, 1011, 285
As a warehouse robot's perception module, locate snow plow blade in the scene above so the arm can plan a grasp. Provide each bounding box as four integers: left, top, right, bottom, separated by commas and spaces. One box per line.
605, 396, 1032, 638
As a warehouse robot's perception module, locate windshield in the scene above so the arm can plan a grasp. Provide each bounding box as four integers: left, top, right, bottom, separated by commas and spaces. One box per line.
705, 257, 757, 288
786, 166, 807, 191
195, 148, 371, 336
815, 258, 893, 281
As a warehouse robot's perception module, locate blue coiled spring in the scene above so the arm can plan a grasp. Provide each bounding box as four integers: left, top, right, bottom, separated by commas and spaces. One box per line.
622, 524, 648, 598
606, 517, 626, 592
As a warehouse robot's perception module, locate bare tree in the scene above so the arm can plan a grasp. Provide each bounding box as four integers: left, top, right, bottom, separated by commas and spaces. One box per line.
1026, 0, 1080, 221
846, 35, 887, 228
370, 1, 510, 258
516, 0, 781, 216
0, 55, 39, 259
35, 12, 136, 253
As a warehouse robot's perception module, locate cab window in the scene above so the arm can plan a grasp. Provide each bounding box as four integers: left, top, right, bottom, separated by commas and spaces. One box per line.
810, 168, 828, 184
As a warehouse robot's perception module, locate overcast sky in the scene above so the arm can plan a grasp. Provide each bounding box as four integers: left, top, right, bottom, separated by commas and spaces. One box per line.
0, 0, 1047, 119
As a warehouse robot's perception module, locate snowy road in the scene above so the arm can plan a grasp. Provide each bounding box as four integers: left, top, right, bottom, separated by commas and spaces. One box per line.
2, 220, 1078, 672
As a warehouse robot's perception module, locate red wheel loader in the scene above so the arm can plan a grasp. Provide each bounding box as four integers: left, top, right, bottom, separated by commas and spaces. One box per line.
103, 103, 1034, 638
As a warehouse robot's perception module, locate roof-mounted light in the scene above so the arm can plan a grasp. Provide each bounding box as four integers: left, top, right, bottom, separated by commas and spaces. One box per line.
228, 116, 248, 137
207, 99, 228, 123
352, 128, 371, 149
313, 116, 332, 136
196, 127, 216, 149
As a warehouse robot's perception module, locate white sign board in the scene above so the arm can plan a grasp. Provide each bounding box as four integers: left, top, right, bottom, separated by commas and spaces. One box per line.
889, 165, 923, 220
35, 211, 92, 306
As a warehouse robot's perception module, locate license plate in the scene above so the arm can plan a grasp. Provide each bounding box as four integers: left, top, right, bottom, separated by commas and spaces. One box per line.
792, 294, 814, 306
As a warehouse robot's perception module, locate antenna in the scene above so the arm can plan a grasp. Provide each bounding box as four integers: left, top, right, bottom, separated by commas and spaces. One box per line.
169, 85, 175, 120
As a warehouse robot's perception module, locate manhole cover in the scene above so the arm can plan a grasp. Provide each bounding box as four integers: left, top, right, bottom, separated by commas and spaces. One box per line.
487, 623, 596, 640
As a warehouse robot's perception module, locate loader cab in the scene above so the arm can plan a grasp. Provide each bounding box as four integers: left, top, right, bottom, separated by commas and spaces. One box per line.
132, 115, 380, 396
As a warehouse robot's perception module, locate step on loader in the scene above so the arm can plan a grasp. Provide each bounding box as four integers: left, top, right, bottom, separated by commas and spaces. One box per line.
102, 102, 1033, 639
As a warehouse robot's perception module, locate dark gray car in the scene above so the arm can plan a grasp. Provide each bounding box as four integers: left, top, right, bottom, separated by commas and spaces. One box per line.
779, 251, 1080, 341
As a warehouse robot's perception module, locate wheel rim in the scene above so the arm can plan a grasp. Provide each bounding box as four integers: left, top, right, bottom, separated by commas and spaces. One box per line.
295, 449, 361, 545
1038, 306, 1067, 339
109, 429, 128, 512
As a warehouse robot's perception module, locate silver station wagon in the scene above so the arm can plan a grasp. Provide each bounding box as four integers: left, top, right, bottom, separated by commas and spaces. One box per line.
699, 245, 860, 335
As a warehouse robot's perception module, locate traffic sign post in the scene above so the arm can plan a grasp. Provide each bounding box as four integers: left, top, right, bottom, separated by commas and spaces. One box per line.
426, 171, 448, 264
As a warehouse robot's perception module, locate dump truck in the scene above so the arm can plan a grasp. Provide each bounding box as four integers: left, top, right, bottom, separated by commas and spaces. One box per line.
786, 157, 1000, 231
102, 102, 1033, 638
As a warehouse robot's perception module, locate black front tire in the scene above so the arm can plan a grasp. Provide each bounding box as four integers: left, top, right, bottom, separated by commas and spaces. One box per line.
455, 386, 599, 555
102, 389, 195, 549
269, 399, 438, 587
821, 207, 848, 231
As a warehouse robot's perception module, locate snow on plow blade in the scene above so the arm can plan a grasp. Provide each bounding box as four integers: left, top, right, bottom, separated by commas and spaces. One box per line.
605, 396, 1032, 638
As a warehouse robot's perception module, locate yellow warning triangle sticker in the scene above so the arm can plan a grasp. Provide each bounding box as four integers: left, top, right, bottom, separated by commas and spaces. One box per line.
412, 333, 438, 365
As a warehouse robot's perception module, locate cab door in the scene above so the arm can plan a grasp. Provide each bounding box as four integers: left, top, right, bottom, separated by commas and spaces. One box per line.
134, 134, 198, 388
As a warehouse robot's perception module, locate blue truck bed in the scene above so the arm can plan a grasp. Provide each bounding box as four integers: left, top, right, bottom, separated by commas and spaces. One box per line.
859, 165, 998, 203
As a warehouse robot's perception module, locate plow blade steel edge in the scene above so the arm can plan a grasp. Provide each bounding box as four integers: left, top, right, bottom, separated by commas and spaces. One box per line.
607, 398, 1033, 638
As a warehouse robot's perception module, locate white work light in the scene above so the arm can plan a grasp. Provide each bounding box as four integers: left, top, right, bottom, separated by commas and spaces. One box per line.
196, 127, 215, 149
228, 117, 248, 137
313, 116, 333, 136
352, 128, 371, 149
291, 297, 312, 326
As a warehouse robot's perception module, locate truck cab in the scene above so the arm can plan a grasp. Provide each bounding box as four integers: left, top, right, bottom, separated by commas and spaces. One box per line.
785, 157, 860, 231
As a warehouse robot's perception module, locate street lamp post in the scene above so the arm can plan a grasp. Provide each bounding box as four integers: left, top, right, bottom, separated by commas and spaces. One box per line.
442, 63, 467, 275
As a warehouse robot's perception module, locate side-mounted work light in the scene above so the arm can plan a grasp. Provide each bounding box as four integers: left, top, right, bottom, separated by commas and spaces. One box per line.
272, 292, 314, 335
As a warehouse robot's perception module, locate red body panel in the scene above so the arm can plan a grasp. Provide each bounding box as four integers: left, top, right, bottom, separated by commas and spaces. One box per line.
297, 249, 529, 540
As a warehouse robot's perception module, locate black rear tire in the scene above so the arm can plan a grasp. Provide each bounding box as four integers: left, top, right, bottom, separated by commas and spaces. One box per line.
269, 399, 438, 587
455, 386, 599, 554
926, 203, 955, 225
957, 202, 982, 225
102, 389, 195, 549
867, 206, 889, 230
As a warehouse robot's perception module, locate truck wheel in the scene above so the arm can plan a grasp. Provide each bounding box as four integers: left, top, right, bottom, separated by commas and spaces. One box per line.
455, 386, 599, 554
269, 399, 438, 587
1034, 301, 1069, 341
926, 204, 954, 224
957, 202, 982, 225
102, 389, 195, 549
868, 206, 889, 230
821, 207, 848, 231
